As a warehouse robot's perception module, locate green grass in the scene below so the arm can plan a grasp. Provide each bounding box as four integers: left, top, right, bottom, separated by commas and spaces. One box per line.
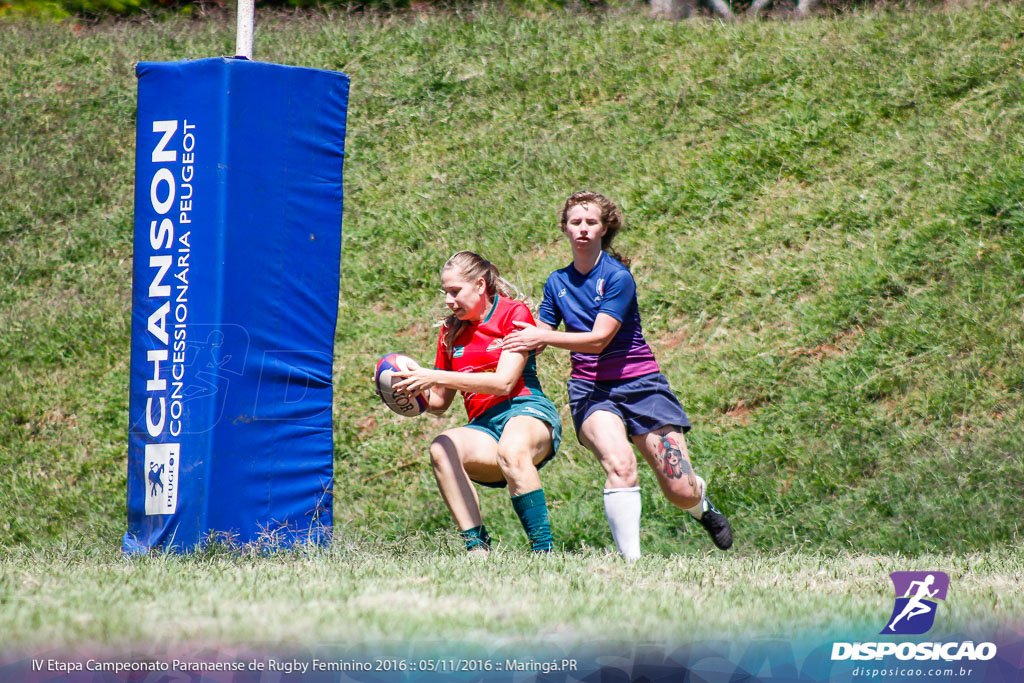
1, 2, 1023, 558
1, 542, 1020, 647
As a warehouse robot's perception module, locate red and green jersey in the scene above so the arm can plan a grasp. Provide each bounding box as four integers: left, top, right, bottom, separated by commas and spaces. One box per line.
434, 296, 544, 421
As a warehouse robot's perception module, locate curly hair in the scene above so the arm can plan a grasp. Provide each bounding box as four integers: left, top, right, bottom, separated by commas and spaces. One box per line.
560, 190, 629, 266
440, 251, 520, 356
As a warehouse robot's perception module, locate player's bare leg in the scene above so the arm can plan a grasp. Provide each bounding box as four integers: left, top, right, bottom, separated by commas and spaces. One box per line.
633, 428, 700, 508
495, 416, 551, 496
496, 415, 556, 551
429, 427, 503, 551
634, 427, 733, 550
580, 410, 639, 489
579, 410, 642, 559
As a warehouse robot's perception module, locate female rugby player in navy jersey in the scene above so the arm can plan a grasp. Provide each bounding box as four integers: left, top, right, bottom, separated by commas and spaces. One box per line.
503, 191, 732, 559
394, 251, 562, 553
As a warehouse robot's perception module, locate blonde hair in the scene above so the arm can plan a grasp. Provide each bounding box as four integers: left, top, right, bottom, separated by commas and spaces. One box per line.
561, 190, 629, 266
440, 251, 520, 356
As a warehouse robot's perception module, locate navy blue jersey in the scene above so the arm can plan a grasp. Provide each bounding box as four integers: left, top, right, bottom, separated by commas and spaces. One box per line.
538, 253, 659, 381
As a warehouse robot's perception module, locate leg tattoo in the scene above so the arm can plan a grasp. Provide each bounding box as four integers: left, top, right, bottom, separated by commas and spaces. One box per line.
660, 435, 696, 489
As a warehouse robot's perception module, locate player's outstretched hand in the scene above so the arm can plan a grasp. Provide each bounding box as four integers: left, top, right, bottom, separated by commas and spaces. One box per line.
503, 320, 547, 353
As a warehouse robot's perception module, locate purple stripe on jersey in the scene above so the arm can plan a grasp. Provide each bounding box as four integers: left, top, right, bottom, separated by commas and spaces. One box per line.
570, 342, 660, 381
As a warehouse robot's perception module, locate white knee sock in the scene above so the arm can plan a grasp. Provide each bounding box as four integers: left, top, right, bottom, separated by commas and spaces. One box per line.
686, 475, 707, 519
603, 486, 642, 560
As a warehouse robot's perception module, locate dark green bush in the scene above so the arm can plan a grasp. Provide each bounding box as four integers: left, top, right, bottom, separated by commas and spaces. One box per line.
0, 0, 70, 17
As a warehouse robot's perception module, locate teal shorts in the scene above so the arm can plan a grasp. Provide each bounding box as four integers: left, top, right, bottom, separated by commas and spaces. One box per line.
465, 394, 563, 489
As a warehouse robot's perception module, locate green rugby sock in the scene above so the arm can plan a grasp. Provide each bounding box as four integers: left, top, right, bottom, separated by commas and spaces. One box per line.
459, 524, 491, 552
511, 488, 553, 553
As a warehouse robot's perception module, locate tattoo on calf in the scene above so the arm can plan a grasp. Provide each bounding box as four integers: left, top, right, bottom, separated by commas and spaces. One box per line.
660, 435, 696, 489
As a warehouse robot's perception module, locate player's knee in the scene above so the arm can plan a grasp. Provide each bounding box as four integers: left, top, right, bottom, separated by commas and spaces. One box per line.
604, 451, 638, 487
429, 437, 457, 470
664, 477, 701, 509
496, 444, 533, 477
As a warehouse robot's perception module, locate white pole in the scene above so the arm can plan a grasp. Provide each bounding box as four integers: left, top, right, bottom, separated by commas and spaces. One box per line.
236, 0, 254, 60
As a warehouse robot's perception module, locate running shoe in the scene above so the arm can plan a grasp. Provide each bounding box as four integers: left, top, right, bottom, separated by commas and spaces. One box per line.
697, 496, 733, 550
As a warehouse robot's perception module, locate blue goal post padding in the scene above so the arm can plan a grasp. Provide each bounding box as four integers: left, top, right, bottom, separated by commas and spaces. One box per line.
124, 58, 349, 553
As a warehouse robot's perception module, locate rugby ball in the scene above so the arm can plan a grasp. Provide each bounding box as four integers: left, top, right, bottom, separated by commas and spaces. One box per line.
375, 353, 428, 417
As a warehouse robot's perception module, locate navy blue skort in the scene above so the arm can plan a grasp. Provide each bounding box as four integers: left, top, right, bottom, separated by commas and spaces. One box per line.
567, 372, 690, 438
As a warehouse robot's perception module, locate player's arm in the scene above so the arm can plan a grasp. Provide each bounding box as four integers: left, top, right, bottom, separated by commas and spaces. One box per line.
503, 314, 621, 354
394, 350, 529, 397
424, 385, 456, 415
532, 321, 552, 354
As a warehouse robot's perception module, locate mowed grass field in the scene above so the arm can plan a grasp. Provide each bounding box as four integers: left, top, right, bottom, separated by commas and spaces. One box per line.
1, 0, 1023, 648
1, 544, 1021, 648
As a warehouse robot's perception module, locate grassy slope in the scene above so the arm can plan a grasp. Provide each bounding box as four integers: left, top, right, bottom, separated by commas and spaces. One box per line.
0, 2, 1022, 554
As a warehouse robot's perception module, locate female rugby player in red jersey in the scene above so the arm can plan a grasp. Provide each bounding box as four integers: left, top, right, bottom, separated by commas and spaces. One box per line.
394, 251, 562, 553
